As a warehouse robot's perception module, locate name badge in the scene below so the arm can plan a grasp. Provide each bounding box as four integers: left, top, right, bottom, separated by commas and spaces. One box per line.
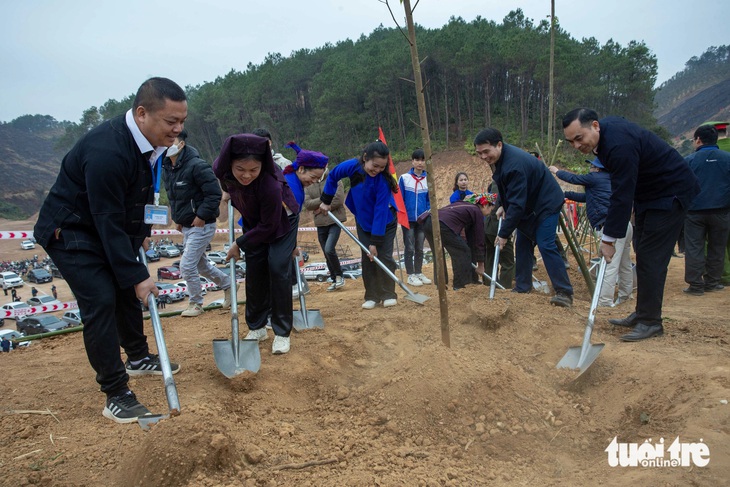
144, 204, 170, 225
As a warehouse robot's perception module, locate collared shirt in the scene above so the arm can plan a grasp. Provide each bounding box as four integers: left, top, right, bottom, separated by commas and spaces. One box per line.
125, 109, 167, 167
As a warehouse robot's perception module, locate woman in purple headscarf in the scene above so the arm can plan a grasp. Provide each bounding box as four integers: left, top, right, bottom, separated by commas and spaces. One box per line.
214, 133, 300, 355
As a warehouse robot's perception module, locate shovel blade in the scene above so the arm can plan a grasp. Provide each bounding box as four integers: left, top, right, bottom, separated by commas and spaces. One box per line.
293, 309, 325, 331
213, 339, 261, 378
138, 413, 170, 431
404, 292, 430, 304
557, 343, 605, 375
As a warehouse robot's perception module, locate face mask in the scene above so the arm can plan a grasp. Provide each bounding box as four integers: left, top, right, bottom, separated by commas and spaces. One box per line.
166, 144, 180, 157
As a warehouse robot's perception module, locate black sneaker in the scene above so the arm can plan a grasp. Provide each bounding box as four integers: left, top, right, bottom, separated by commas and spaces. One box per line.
683, 287, 704, 296
550, 292, 573, 308
125, 353, 181, 376
102, 391, 151, 424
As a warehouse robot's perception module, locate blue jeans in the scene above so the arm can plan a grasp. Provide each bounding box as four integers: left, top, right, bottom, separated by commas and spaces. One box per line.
401, 221, 426, 275
514, 213, 573, 295
180, 223, 231, 305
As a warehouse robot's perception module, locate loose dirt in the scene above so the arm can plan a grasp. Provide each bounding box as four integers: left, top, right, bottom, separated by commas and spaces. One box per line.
1, 150, 728, 486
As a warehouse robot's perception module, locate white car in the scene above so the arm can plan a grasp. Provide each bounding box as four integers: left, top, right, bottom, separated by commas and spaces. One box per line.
0, 272, 24, 290
0, 328, 30, 348
206, 251, 228, 264
2, 301, 34, 322
26, 295, 62, 310
61, 310, 83, 327
302, 262, 330, 282
174, 279, 208, 296
158, 245, 181, 258
20, 240, 36, 250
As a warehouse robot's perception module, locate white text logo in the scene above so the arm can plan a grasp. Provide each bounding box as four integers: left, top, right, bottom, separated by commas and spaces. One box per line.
605, 437, 710, 467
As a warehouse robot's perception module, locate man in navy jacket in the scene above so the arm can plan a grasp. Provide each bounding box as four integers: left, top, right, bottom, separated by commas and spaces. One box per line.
683, 124, 730, 295
34, 78, 185, 423
563, 108, 700, 341
475, 128, 573, 307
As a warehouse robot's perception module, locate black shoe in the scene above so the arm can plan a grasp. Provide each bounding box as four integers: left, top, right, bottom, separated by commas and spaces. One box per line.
683, 287, 704, 296
126, 353, 180, 376
608, 312, 638, 327
620, 323, 664, 342
102, 391, 151, 424
511, 288, 531, 294
704, 284, 725, 292
550, 292, 573, 308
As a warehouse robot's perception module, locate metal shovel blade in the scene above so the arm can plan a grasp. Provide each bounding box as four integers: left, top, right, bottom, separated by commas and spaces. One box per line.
557, 343, 605, 375
532, 276, 550, 294
292, 255, 324, 331
213, 338, 261, 378
138, 411, 179, 431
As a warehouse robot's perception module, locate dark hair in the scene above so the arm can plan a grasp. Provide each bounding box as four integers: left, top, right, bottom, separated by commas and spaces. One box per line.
562, 108, 599, 129
411, 148, 425, 160
177, 129, 189, 142
474, 128, 503, 146
452, 172, 468, 191
133, 77, 186, 113
359, 141, 398, 193
694, 124, 718, 145
251, 128, 272, 141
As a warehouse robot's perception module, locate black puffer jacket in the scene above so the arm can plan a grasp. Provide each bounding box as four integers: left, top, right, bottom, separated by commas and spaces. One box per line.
162, 145, 221, 227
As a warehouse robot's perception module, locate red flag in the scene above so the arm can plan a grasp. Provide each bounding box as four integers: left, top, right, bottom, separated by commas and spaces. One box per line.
378, 127, 410, 229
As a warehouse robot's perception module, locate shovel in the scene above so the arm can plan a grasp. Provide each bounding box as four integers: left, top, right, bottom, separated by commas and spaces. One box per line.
327, 211, 429, 305
137, 247, 180, 430
212, 201, 261, 378
489, 218, 503, 299
292, 254, 324, 331
556, 257, 606, 376
532, 274, 550, 294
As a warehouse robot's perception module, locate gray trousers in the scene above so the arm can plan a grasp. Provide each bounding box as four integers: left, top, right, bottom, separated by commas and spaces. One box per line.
180, 223, 231, 305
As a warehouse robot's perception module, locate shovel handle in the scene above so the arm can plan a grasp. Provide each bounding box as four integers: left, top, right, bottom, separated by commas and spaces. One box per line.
489, 218, 502, 299
139, 247, 180, 415
227, 201, 241, 359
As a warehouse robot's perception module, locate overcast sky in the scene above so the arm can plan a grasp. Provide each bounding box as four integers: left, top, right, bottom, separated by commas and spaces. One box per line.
1, 0, 727, 123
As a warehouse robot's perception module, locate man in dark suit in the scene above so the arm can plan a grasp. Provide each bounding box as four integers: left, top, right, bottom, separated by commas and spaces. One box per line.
34, 78, 186, 423
563, 108, 700, 341
474, 128, 573, 307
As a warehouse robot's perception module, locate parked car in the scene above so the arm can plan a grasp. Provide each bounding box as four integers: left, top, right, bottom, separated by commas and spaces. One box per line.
207, 251, 228, 264
49, 264, 63, 279
0, 272, 24, 290
302, 262, 330, 282
154, 282, 185, 303
27, 268, 53, 284
145, 248, 161, 262
158, 245, 181, 258
20, 240, 36, 250
2, 301, 34, 322
343, 268, 363, 280
17, 315, 69, 335
0, 328, 30, 348
157, 266, 181, 280
26, 295, 62, 309
61, 310, 83, 327
219, 260, 245, 278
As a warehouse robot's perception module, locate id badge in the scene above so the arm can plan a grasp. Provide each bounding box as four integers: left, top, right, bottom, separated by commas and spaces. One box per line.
144, 204, 170, 225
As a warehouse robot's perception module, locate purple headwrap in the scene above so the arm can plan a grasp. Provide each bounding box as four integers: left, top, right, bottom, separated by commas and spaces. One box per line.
283, 142, 329, 174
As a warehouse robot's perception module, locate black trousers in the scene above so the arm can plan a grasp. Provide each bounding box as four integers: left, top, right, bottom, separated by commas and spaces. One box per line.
634, 200, 687, 324
424, 218, 474, 289
357, 220, 398, 302
317, 224, 343, 278
45, 246, 148, 397
245, 214, 298, 337
684, 210, 730, 288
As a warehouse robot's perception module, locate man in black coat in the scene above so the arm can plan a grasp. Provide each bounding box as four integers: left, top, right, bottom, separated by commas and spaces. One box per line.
34, 77, 186, 423
474, 128, 574, 307
563, 108, 700, 341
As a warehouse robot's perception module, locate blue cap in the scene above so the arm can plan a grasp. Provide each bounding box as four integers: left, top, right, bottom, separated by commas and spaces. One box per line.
585, 158, 604, 169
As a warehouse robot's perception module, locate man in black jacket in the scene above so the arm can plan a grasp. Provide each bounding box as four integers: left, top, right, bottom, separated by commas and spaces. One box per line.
563, 108, 700, 341
162, 129, 233, 317
475, 128, 574, 307
682, 124, 730, 295
34, 77, 185, 424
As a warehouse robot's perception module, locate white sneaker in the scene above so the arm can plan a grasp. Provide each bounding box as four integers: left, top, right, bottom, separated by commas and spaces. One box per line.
272, 335, 290, 355
292, 285, 299, 299
407, 275, 423, 286
334, 275, 345, 288
383, 298, 397, 308
221, 283, 240, 309
416, 273, 432, 285
180, 302, 204, 317
362, 300, 377, 310
244, 328, 268, 342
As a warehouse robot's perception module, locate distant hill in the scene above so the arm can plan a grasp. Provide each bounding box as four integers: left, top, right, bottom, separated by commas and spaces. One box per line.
0, 120, 64, 219
654, 45, 730, 139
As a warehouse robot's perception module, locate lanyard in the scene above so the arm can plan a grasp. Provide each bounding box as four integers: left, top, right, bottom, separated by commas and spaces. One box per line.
153, 154, 163, 205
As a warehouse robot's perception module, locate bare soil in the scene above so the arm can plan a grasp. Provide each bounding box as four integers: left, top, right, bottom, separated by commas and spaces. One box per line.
1, 149, 728, 487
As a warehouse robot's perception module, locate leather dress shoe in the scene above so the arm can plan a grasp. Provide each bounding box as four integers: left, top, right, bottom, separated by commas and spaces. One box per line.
683, 287, 704, 296
608, 312, 638, 328
620, 322, 664, 342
